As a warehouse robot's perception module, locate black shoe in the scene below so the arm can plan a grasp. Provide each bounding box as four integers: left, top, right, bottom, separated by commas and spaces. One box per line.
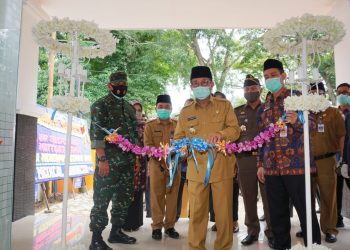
336, 220, 344, 228
325, 233, 337, 243
90, 233, 113, 250
267, 237, 277, 249
165, 228, 180, 239
211, 224, 217, 231
295, 231, 303, 238
259, 215, 265, 221
152, 229, 162, 240
241, 234, 258, 246
108, 228, 136, 244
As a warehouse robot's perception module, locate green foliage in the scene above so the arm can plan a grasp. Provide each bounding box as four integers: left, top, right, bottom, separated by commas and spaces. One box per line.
36, 29, 337, 111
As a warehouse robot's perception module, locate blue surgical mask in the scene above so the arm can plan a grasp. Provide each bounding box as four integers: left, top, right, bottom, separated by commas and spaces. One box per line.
157, 109, 171, 120
265, 77, 282, 93
192, 86, 211, 100
337, 94, 349, 105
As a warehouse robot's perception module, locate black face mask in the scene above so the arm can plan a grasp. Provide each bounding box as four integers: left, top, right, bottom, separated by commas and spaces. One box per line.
112, 85, 128, 98
244, 91, 260, 102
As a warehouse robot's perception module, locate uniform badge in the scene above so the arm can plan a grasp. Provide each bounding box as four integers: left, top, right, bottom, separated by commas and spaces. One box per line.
317, 123, 325, 133
280, 125, 288, 138
189, 127, 196, 134
187, 116, 197, 121
244, 119, 248, 123
240, 125, 247, 132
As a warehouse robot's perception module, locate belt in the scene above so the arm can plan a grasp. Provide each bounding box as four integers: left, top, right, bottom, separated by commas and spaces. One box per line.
236, 151, 259, 158
314, 152, 336, 161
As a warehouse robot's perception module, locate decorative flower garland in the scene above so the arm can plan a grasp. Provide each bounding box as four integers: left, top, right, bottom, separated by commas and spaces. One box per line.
263, 14, 345, 55
104, 122, 283, 160
51, 96, 90, 114
284, 94, 331, 113
33, 17, 117, 59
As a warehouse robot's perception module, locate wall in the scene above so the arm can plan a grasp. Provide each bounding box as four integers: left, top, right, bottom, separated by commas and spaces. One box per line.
0, 0, 23, 249
16, 0, 48, 117
13, 114, 37, 221
332, 0, 350, 84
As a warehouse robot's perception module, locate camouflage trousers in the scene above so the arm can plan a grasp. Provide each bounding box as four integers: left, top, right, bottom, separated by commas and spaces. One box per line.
89, 164, 133, 233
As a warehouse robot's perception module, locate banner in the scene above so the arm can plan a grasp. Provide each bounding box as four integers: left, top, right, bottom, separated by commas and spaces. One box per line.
35, 107, 93, 183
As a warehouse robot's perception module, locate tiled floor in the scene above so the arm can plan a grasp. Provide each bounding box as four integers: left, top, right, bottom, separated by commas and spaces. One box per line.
12, 193, 350, 250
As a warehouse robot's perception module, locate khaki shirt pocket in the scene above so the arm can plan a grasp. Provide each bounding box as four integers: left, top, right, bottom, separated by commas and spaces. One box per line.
152, 130, 163, 146
209, 115, 225, 132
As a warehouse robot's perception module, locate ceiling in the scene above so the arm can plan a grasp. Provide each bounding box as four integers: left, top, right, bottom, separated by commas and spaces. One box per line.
28, 0, 344, 30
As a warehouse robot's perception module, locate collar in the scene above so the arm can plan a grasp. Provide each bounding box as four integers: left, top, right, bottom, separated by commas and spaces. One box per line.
194, 95, 214, 108
110, 91, 123, 100
156, 117, 172, 124
244, 101, 261, 110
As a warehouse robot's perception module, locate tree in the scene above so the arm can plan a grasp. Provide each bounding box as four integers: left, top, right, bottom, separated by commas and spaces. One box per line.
178, 29, 271, 91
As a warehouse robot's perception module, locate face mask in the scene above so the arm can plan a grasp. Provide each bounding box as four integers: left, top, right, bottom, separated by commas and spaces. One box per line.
244, 92, 260, 102
192, 86, 211, 100
111, 85, 128, 98
157, 109, 171, 120
265, 77, 282, 93
337, 94, 348, 105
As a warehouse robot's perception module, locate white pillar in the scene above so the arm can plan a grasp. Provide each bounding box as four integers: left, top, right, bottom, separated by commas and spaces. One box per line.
16, 0, 49, 117
332, 0, 350, 85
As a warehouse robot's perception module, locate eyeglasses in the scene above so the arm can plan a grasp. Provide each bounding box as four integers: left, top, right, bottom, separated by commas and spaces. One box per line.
191, 80, 211, 87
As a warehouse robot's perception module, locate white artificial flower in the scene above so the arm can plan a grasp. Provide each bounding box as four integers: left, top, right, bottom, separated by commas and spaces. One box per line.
290, 243, 331, 250
52, 96, 90, 114
284, 94, 330, 113
263, 14, 345, 55
32, 17, 117, 59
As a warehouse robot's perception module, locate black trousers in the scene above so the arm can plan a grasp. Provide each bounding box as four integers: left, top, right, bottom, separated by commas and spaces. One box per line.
123, 190, 144, 230
265, 175, 321, 250
336, 174, 350, 222
209, 176, 239, 222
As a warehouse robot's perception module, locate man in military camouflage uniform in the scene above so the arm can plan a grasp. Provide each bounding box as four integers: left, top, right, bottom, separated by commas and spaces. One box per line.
89, 71, 139, 250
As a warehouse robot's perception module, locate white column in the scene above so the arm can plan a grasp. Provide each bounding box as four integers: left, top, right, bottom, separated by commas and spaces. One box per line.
332, 0, 350, 85
16, 0, 49, 117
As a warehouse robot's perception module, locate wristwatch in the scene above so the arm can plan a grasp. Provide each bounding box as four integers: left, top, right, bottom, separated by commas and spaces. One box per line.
97, 155, 107, 162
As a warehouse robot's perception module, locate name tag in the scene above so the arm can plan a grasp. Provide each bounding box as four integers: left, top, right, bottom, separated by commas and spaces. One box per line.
280, 125, 288, 138
318, 123, 325, 133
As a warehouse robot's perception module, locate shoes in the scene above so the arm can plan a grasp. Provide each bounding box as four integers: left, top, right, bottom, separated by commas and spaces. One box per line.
165, 228, 180, 239
316, 209, 321, 214
295, 231, 303, 238
90, 233, 113, 250
152, 229, 162, 240
267, 237, 277, 249
233, 221, 239, 233
259, 215, 265, 221
241, 234, 258, 246
108, 228, 136, 244
211, 224, 217, 231
325, 233, 337, 243
336, 220, 344, 228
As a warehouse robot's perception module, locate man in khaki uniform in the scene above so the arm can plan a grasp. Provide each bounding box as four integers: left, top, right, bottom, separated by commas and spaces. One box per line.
234, 75, 274, 248
174, 66, 240, 250
309, 82, 345, 243
144, 94, 181, 241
